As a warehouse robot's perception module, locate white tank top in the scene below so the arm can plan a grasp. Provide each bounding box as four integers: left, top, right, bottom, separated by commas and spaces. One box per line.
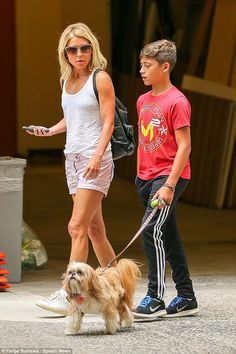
62, 71, 112, 157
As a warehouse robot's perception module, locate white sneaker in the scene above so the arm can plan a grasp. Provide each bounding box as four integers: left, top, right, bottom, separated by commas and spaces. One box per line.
36, 288, 69, 316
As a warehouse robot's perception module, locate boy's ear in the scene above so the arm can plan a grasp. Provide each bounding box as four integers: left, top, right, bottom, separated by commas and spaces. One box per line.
162, 62, 169, 72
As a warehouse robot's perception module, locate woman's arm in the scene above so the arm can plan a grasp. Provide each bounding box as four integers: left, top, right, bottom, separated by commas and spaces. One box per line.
26, 118, 67, 137
83, 71, 115, 179
49, 118, 67, 135
94, 70, 115, 156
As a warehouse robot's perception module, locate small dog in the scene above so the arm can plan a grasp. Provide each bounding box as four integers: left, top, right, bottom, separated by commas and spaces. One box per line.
63, 259, 141, 335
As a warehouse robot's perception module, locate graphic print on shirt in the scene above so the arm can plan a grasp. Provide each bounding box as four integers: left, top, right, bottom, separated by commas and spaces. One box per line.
139, 102, 167, 153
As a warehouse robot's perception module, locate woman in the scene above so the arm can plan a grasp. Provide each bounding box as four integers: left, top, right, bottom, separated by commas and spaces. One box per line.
25, 23, 116, 315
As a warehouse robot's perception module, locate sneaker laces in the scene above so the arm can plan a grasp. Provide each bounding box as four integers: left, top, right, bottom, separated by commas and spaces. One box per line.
169, 296, 185, 308
139, 295, 153, 307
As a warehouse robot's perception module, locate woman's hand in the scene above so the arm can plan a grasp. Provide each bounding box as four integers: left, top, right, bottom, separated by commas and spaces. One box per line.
25, 125, 52, 137
83, 155, 102, 180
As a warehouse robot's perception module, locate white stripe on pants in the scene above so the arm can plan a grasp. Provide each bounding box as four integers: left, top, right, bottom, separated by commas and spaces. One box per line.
153, 206, 170, 299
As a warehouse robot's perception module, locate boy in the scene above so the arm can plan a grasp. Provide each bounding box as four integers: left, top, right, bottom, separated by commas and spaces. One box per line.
132, 40, 198, 319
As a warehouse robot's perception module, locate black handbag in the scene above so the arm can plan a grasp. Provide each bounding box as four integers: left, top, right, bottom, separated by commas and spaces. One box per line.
93, 69, 136, 160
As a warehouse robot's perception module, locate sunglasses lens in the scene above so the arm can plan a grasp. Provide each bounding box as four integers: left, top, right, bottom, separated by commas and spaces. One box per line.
65, 45, 91, 56
80, 45, 92, 53
65, 47, 77, 55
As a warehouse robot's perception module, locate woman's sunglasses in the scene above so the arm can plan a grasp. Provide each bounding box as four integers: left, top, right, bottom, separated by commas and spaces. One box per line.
64, 44, 92, 56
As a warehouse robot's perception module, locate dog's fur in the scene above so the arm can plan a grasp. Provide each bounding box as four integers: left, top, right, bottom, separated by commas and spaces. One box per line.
63, 259, 141, 335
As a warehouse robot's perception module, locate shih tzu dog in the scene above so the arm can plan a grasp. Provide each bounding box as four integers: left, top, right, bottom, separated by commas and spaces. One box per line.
63, 259, 141, 335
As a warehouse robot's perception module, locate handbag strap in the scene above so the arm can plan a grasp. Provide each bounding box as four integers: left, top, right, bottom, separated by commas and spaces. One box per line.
92, 69, 102, 103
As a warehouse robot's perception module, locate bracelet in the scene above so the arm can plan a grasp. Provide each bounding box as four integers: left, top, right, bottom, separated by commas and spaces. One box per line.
163, 183, 175, 193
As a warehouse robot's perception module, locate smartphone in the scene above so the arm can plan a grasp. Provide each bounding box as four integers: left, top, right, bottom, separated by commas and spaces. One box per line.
22, 126, 49, 133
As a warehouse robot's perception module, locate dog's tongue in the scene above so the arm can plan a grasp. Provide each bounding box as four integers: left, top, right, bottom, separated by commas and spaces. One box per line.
76, 294, 84, 304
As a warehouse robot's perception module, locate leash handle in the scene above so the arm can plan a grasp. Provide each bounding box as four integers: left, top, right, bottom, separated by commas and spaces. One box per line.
107, 199, 160, 267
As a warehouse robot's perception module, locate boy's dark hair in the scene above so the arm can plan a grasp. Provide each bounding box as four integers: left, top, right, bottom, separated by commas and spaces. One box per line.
140, 39, 177, 72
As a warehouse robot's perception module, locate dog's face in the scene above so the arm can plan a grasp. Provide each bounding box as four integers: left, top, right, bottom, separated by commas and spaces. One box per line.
63, 262, 96, 296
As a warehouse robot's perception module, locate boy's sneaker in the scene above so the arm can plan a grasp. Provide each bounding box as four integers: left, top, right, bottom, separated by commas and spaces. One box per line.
132, 295, 167, 320
164, 296, 199, 318
36, 288, 69, 316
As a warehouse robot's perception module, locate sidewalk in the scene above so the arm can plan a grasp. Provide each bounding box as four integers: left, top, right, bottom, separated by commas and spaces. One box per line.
0, 165, 236, 353
0, 267, 235, 354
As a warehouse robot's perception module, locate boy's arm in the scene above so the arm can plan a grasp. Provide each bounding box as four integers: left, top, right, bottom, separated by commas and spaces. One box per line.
166, 126, 191, 186
152, 126, 191, 205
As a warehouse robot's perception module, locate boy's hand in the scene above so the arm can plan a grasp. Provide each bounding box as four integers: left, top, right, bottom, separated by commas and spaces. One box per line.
152, 186, 174, 208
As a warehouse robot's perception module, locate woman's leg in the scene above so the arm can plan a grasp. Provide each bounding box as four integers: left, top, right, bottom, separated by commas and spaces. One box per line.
68, 188, 103, 262
88, 203, 116, 267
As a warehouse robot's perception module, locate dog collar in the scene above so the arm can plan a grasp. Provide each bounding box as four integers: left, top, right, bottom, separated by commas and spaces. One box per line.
75, 294, 84, 304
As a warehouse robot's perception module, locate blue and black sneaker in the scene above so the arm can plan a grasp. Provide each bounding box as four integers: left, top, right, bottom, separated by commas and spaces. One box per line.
164, 296, 199, 318
132, 295, 167, 319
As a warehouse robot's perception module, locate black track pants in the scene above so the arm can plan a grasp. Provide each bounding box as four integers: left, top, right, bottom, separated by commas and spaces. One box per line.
136, 176, 195, 300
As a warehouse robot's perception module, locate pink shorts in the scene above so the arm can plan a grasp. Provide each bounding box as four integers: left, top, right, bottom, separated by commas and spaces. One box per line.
65, 153, 114, 196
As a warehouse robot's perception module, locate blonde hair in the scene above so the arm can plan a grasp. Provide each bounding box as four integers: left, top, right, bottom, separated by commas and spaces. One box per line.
140, 39, 177, 72
58, 22, 107, 81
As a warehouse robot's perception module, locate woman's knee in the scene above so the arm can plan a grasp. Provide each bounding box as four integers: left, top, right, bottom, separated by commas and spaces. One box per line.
68, 219, 87, 240
88, 221, 105, 242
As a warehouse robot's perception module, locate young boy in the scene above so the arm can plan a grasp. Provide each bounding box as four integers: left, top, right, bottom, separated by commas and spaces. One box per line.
132, 40, 198, 319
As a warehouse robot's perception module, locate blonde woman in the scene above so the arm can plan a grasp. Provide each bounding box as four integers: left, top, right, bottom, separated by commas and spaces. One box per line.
25, 23, 116, 315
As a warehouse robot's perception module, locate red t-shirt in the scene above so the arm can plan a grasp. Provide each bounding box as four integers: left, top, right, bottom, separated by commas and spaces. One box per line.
137, 86, 191, 180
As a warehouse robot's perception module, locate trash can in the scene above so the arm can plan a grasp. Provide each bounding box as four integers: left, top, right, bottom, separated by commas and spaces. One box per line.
0, 157, 26, 282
